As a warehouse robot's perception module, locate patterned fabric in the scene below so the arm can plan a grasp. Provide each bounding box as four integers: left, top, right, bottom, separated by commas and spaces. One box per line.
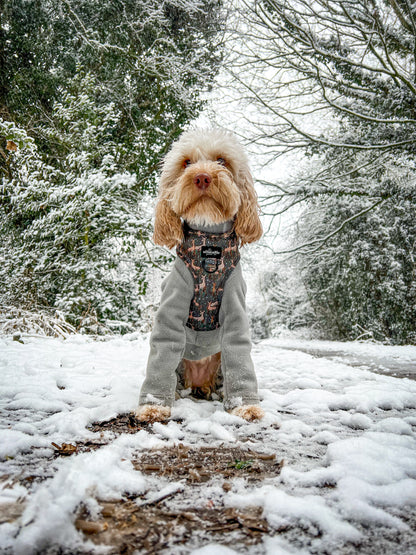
176, 223, 240, 331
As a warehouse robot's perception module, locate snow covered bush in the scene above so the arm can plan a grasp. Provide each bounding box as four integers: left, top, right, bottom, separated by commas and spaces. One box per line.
0, 305, 76, 338
296, 158, 416, 344
0, 115, 148, 331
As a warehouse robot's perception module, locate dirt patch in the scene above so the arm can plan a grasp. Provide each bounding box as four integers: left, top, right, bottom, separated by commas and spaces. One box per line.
21, 418, 284, 553
74, 444, 284, 554
133, 443, 284, 483
76, 501, 271, 554
88, 413, 143, 436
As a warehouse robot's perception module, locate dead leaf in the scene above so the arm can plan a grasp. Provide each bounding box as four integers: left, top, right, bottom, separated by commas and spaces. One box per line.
142, 464, 161, 471
51, 442, 77, 456
100, 504, 115, 517
251, 451, 276, 461
6, 140, 17, 152
188, 469, 201, 482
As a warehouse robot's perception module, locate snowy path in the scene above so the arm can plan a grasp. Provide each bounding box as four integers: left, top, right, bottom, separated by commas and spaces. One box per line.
0, 335, 415, 554
267, 339, 416, 381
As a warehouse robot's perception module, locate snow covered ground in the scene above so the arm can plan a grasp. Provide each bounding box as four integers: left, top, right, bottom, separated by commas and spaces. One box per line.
1, 334, 415, 554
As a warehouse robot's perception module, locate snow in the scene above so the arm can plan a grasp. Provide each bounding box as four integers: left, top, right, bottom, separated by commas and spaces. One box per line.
1, 334, 416, 553
13, 441, 150, 554
227, 486, 362, 541
191, 545, 238, 554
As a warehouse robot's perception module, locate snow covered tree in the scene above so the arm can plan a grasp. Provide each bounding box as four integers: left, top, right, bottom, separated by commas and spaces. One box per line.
236, 0, 416, 155
298, 195, 416, 344
0, 0, 225, 330
227, 0, 416, 343
1, 0, 224, 186
231, 0, 416, 220
250, 261, 316, 339
292, 152, 416, 344
0, 84, 157, 331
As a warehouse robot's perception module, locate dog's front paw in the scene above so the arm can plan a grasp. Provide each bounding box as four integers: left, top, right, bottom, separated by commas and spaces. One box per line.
136, 404, 171, 423
230, 405, 265, 421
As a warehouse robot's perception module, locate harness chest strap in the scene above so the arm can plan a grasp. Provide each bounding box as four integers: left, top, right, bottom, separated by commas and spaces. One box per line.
176, 225, 240, 331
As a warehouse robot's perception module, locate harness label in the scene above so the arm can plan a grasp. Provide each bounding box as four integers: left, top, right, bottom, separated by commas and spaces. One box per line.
201, 246, 222, 273
201, 246, 222, 258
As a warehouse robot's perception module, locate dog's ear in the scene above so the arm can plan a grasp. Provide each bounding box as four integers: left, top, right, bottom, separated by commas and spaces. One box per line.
234, 166, 263, 245
153, 192, 183, 249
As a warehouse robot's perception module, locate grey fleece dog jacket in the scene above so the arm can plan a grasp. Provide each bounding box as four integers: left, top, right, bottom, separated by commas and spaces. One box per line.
139, 221, 260, 410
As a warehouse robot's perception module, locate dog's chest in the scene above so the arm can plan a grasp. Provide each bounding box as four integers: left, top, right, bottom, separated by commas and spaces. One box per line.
176, 227, 240, 331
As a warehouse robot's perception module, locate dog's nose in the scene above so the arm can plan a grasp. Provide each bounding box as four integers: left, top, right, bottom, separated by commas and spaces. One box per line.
194, 173, 211, 190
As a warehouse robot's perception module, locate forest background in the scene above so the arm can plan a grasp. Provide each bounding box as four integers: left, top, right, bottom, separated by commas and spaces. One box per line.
1, 0, 415, 345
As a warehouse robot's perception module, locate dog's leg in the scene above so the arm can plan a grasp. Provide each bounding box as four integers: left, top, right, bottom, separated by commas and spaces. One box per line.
137, 257, 195, 424
219, 264, 264, 420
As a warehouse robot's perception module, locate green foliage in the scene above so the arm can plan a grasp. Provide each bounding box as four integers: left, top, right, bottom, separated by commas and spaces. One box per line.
228, 459, 254, 470
1, 0, 224, 188
0, 106, 153, 331
0, 0, 224, 331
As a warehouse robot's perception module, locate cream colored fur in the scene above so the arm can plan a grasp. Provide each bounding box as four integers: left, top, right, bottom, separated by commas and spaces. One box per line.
153, 128, 262, 248
136, 404, 171, 423
230, 405, 265, 421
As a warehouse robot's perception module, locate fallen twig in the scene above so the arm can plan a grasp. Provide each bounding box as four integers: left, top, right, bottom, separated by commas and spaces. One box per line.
136, 484, 184, 508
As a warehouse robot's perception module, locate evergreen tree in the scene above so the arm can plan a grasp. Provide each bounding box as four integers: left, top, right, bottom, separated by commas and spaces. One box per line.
299, 195, 416, 344
1, 0, 224, 184
1, 81, 155, 330
0, 0, 224, 330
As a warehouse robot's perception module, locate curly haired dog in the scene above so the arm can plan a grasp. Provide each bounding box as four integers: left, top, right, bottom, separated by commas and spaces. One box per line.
137, 128, 264, 423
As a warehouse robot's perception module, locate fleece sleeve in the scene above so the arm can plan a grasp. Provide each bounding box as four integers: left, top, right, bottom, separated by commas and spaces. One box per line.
219, 262, 260, 409
139, 258, 194, 407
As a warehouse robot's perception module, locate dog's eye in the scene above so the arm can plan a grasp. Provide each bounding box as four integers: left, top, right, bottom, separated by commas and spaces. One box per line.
183, 159, 191, 169
217, 157, 226, 166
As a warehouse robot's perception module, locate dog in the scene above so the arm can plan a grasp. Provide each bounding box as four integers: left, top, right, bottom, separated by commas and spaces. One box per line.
137, 128, 264, 423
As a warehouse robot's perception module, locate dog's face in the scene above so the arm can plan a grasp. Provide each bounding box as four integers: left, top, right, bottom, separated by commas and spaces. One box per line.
153, 128, 262, 248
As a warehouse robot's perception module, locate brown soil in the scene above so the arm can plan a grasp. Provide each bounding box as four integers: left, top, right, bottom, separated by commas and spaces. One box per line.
133, 442, 284, 484
71, 416, 284, 554
88, 413, 144, 435
76, 502, 271, 554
